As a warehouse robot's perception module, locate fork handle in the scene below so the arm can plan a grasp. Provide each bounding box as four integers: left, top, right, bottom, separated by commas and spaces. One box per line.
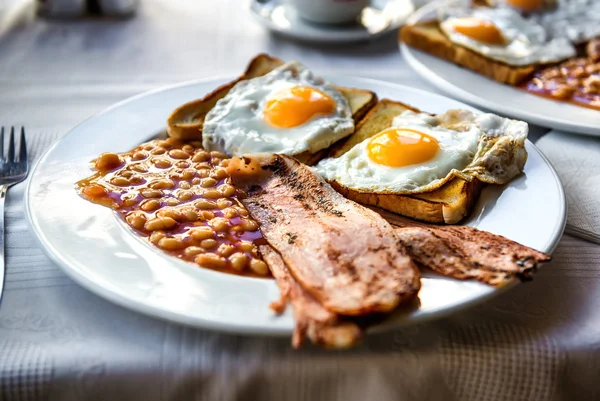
0, 185, 7, 300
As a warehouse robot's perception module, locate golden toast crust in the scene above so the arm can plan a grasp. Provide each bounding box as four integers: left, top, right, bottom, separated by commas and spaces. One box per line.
400, 21, 535, 85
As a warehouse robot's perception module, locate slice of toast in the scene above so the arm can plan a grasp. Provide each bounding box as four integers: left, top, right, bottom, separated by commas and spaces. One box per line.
400, 21, 535, 86
326, 99, 484, 224
166, 54, 378, 149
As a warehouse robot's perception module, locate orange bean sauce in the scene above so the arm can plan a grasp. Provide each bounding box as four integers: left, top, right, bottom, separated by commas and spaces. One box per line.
76, 137, 270, 278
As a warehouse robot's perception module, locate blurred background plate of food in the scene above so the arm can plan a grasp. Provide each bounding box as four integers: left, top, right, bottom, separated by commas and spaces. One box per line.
400, 0, 600, 135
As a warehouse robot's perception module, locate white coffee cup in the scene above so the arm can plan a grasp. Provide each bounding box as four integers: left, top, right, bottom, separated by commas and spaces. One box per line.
288, 0, 370, 24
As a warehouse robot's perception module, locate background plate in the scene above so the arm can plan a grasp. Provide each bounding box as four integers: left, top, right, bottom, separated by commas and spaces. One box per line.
25, 76, 566, 335
400, 1, 599, 136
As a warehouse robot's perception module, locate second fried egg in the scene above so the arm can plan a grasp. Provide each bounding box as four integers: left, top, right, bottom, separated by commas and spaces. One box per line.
315, 109, 528, 194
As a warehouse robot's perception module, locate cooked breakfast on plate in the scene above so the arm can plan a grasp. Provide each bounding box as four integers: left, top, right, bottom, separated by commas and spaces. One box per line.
76, 54, 552, 348
400, 0, 600, 110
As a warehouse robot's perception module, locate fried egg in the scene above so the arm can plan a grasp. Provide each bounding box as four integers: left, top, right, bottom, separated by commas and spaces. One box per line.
439, 7, 575, 66
202, 62, 354, 156
530, 0, 600, 44
315, 110, 528, 194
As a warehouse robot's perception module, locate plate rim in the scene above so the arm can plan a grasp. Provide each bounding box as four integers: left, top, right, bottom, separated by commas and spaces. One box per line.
399, 0, 600, 136
24, 76, 567, 335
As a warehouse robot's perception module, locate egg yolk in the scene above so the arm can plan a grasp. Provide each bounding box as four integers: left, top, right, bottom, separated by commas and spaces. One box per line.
451, 18, 505, 46
263, 86, 336, 128
367, 128, 440, 167
505, 0, 544, 12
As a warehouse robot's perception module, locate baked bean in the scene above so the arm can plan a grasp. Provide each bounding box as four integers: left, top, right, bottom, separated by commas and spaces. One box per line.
217, 184, 235, 197
195, 162, 211, 169
199, 210, 215, 221
250, 259, 269, 275
219, 159, 230, 168
176, 190, 194, 201
190, 226, 215, 240
217, 244, 235, 257
179, 181, 191, 190
182, 209, 199, 222
209, 217, 229, 232
174, 161, 189, 169
118, 170, 134, 178
157, 209, 182, 221
141, 188, 162, 198
95, 153, 122, 171
164, 198, 179, 206
200, 239, 217, 249
158, 237, 186, 250
149, 179, 175, 189
142, 144, 154, 151
141, 199, 161, 211
126, 212, 147, 230
182, 169, 196, 180
130, 163, 148, 173
122, 198, 138, 207
195, 199, 217, 209
203, 188, 221, 199
145, 216, 177, 231
151, 147, 166, 155
169, 149, 189, 159
184, 246, 204, 257
201, 177, 217, 188
212, 157, 222, 165
239, 241, 256, 253
110, 176, 130, 186
153, 158, 172, 169
217, 198, 233, 209
229, 253, 248, 271
149, 231, 166, 243
195, 253, 226, 269
132, 151, 148, 161
241, 219, 259, 231
189, 141, 202, 148
192, 152, 210, 163
211, 167, 228, 180
210, 151, 228, 159
182, 144, 195, 154
234, 206, 249, 217
222, 207, 237, 218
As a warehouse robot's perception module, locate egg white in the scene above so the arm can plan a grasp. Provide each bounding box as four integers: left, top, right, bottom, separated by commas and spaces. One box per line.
315, 110, 528, 194
202, 62, 354, 157
530, 0, 600, 44
439, 7, 576, 66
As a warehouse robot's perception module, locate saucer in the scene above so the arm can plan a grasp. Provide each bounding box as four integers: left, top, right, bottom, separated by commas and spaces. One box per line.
250, 0, 414, 43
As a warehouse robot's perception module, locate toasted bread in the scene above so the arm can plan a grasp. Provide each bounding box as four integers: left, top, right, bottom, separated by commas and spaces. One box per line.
326, 99, 485, 224
400, 21, 535, 86
166, 54, 378, 150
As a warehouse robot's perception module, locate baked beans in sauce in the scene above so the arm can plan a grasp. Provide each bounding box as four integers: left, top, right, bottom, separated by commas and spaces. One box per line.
521, 58, 600, 111
76, 137, 270, 278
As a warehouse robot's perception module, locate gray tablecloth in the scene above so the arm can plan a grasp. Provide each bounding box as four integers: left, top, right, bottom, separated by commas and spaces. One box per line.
0, 1, 599, 400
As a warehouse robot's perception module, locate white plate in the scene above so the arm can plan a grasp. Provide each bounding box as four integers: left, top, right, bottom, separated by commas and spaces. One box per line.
26, 76, 566, 336
400, 2, 600, 136
250, 0, 414, 43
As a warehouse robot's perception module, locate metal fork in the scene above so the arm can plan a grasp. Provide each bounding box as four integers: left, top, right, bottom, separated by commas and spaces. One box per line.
0, 127, 28, 301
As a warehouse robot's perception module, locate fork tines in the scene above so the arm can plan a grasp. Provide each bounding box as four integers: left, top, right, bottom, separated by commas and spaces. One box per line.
0, 127, 27, 164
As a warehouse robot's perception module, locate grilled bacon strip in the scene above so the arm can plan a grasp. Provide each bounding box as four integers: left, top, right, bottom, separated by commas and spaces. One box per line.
259, 245, 362, 349
382, 212, 551, 286
229, 154, 420, 316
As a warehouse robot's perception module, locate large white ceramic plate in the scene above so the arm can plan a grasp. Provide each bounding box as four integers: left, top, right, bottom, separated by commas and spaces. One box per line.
400, 1, 599, 136
26, 76, 566, 335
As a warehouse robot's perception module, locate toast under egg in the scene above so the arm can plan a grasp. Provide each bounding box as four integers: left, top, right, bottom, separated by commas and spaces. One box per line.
326, 99, 485, 225
399, 20, 536, 85
167, 54, 378, 165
